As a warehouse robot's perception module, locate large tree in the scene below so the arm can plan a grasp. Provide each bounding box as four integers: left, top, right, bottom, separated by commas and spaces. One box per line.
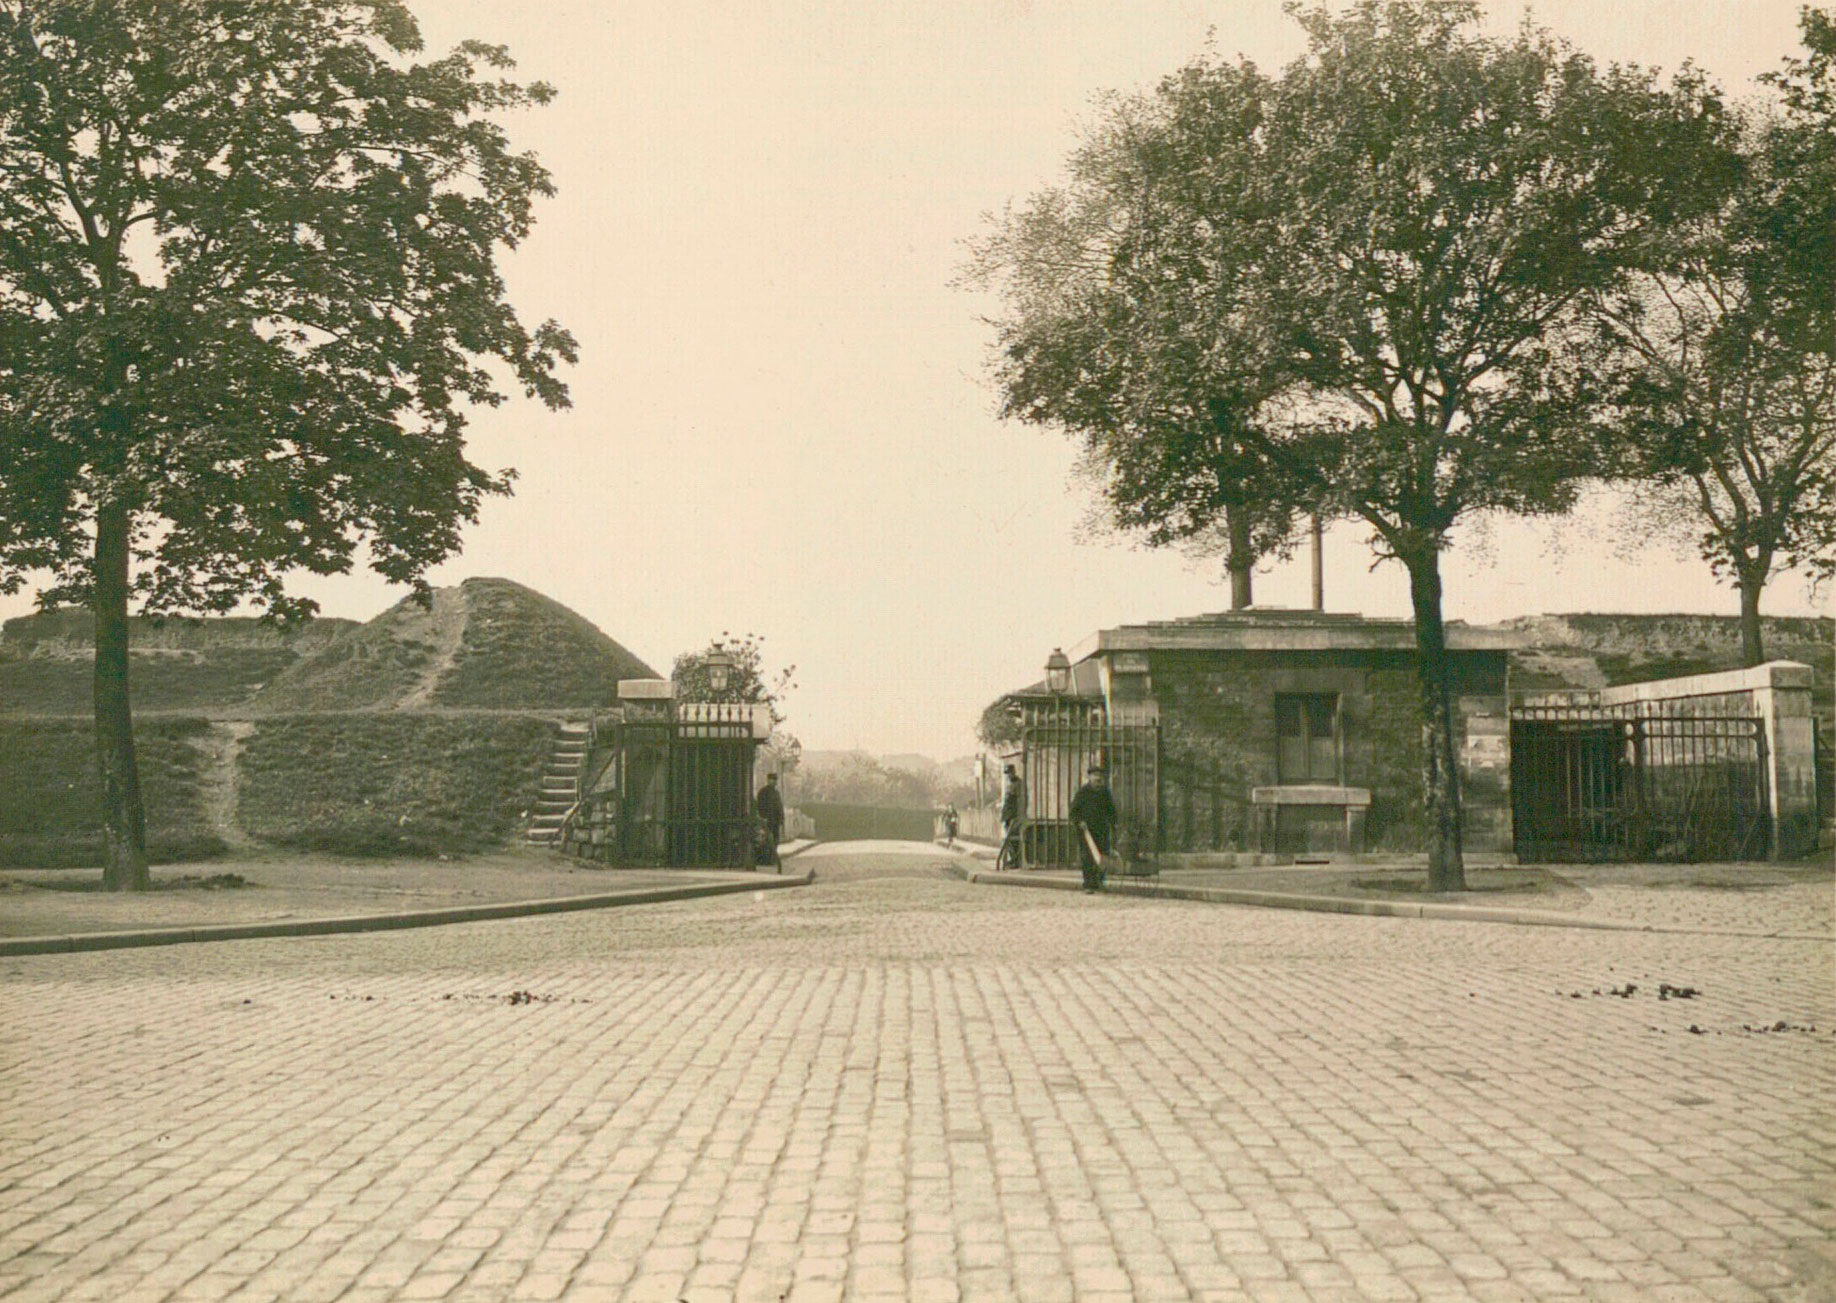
1595, 8, 1835, 664
0, 1, 576, 888
976, 1, 1738, 889
968, 63, 1303, 609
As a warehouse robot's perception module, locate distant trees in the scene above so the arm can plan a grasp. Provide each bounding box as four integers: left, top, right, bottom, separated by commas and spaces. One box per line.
973, 0, 1741, 889
0, 1, 575, 887
793, 752, 937, 809
1595, 8, 1835, 665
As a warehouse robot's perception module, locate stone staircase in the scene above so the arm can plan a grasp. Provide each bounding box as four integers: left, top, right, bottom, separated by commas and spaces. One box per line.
526, 721, 591, 846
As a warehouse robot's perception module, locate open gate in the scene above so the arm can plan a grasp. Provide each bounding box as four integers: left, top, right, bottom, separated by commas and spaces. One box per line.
1016, 701, 1159, 869
1509, 704, 1769, 862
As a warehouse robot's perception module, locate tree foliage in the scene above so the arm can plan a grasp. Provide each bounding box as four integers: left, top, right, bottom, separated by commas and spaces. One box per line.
973, 1, 1738, 887
0, 0, 575, 885
793, 752, 938, 810
672, 632, 797, 722
672, 632, 801, 781
1595, 7, 1836, 664
966, 60, 1300, 605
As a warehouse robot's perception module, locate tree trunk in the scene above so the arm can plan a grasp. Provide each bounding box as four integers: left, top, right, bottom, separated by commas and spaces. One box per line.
94, 502, 149, 891
1737, 571, 1766, 667
1226, 508, 1253, 610
1404, 548, 1465, 892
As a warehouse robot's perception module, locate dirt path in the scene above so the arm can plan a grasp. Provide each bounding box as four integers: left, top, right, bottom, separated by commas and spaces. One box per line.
197, 721, 256, 851
397, 584, 469, 709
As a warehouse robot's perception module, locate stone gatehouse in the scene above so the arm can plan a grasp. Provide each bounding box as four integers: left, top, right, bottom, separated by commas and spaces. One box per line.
1056, 609, 1515, 855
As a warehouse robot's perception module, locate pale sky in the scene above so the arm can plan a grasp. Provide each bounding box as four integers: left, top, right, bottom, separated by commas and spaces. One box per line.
3, 1, 1826, 758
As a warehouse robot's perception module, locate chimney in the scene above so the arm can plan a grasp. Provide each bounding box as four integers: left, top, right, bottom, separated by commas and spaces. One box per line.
1310, 515, 1324, 611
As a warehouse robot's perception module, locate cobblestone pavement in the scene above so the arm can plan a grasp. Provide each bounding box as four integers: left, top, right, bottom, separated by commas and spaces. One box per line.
1, 842, 1831, 1303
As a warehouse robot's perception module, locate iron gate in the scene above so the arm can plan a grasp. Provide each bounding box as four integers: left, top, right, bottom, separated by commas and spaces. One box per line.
1510, 704, 1769, 862
1017, 701, 1159, 869
668, 704, 759, 866
561, 703, 764, 868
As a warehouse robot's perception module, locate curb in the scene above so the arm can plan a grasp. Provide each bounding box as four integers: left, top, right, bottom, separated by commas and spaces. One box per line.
961, 870, 1830, 941
0, 870, 815, 958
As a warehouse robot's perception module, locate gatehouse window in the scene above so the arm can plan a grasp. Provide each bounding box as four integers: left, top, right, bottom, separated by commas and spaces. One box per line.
1276, 693, 1340, 784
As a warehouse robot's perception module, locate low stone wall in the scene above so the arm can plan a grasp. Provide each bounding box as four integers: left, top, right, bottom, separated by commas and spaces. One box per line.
798, 801, 935, 843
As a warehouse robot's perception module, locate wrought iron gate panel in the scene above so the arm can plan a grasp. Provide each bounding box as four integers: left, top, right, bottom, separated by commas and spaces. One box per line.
1018, 702, 1159, 869
667, 704, 760, 867
560, 704, 763, 868
1510, 704, 1768, 863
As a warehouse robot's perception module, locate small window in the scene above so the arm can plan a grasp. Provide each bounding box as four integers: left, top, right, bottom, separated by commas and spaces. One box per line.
1276, 693, 1339, 784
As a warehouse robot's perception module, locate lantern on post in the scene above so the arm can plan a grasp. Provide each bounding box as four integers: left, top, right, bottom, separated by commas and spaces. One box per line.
705, 644, 734, 695
1044, 648, 1071, 696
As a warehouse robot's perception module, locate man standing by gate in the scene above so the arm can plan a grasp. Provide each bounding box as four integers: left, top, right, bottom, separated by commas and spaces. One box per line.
1070, 764, 1116, 894
756, 772, 784, 869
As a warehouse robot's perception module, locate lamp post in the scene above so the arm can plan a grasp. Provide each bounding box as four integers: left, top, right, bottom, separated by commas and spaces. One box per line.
1045, 648, 1071, 696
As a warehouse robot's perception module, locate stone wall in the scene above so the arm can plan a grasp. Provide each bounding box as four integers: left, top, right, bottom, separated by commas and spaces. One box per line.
1148, 649, 1511, 854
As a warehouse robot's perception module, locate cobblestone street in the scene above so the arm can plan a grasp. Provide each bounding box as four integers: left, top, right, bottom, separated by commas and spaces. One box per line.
1, 843, 1831, 1303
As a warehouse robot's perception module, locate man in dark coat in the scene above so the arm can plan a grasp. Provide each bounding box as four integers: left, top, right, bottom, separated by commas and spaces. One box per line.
1069, 764, 1117, 893
998, 763, 1026, 870
756, 772, 784, 868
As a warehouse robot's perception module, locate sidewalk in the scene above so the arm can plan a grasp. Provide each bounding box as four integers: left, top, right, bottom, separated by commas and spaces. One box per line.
0, 840, 819, 955
939, 839, 1835, 939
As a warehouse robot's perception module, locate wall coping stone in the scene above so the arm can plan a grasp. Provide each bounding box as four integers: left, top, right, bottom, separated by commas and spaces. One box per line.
1597, 659, 1814, 703
1075, 610, 1518, 658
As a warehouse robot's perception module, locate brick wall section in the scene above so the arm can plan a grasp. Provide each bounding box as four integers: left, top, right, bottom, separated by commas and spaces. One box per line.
1148, 649, 1511, 854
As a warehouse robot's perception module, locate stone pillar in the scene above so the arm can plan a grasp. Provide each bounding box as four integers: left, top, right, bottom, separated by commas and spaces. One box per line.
1753, 664, 1818, 859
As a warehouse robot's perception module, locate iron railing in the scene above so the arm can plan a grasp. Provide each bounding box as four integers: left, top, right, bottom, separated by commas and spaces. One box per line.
1015, 700, 1159, 870
1510, 702, 1769, 863
560, 703, 764, 868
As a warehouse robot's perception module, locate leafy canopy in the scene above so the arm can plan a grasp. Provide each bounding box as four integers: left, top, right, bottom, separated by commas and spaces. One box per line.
0, 0, 577, 618
1249, 1, 1741, 560
968, 58, 1301, 572
672, 632, 798, 726
1593, 4, 1834, 601
973, 1, 1740, 573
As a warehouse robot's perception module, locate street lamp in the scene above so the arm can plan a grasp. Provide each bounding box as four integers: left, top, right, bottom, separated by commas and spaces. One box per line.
705, 644, 734, 694
1045, 647, 1071, 695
